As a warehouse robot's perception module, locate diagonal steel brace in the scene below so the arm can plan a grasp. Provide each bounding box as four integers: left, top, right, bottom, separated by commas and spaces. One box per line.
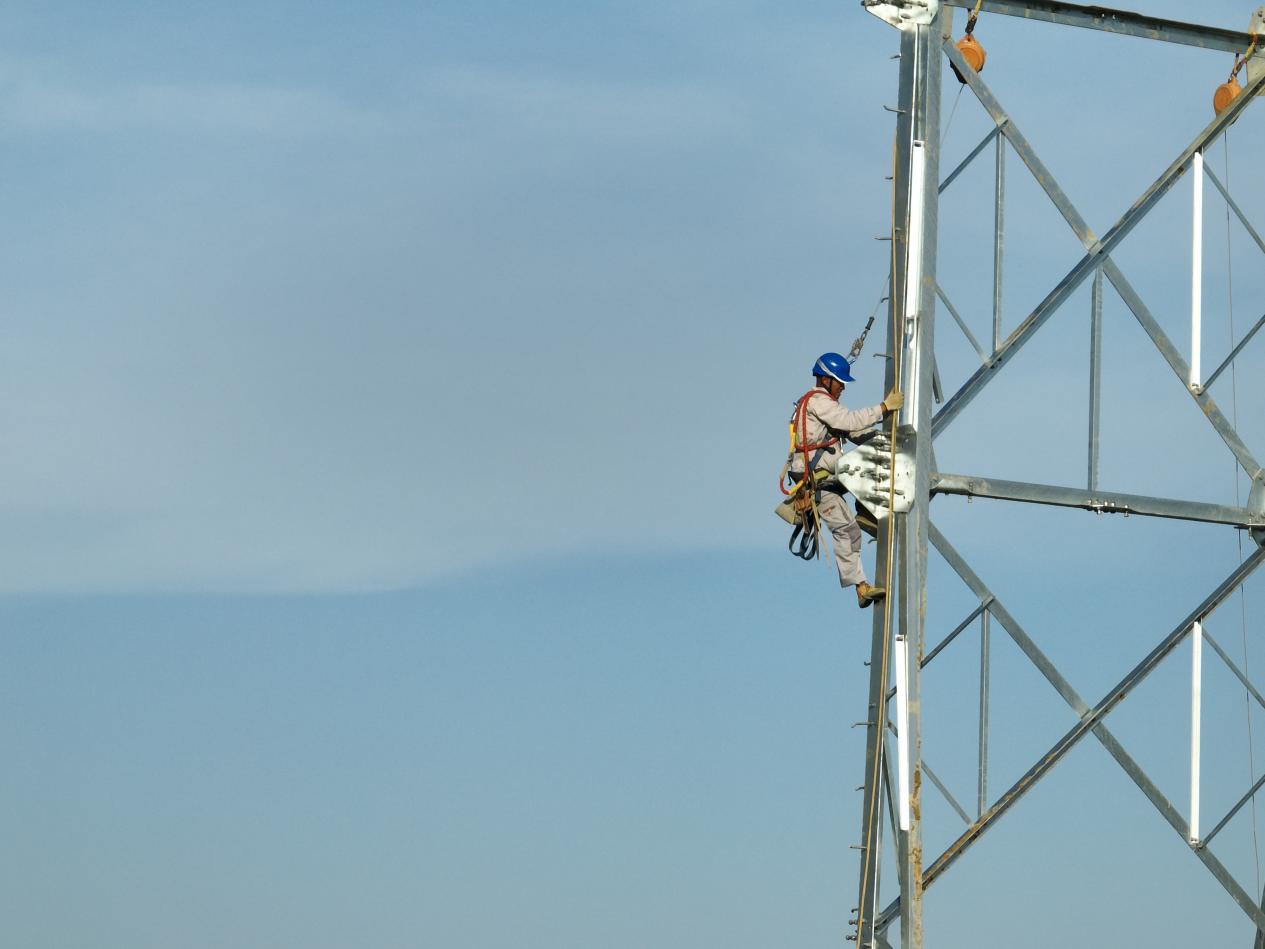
933, 39, 1265, 481
876, 525, 1265, 933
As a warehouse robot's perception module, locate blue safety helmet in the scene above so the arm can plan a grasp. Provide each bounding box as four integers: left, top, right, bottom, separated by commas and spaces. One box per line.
812, 351, 855, 384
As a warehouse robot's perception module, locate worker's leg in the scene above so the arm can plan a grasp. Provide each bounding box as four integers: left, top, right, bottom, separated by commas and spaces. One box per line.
816, 490, 867, 588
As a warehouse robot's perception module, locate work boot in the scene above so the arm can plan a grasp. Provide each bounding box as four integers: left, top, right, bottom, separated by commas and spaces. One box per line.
856, 582, 886, 609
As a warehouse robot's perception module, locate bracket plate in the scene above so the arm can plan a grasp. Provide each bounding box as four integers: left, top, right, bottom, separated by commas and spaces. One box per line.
861, 0, 941, 29
837, 427, 916, 519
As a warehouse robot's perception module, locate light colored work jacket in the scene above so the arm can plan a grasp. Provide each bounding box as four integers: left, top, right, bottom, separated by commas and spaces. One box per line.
787, 388, 884, 476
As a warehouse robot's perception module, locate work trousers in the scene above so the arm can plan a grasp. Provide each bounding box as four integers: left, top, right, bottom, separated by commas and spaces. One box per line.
817, 487, 867, 588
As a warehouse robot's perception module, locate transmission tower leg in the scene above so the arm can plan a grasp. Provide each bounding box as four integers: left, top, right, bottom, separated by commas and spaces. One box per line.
897, 14, 943, 949
855, 9, 945, 948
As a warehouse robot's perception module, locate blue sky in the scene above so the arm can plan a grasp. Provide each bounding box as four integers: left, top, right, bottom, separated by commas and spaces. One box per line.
4, 1, 1265, 946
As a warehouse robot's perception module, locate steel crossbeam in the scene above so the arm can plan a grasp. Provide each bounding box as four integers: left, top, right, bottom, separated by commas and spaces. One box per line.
940, 0, 1254, 53
930, 472, 1265, 528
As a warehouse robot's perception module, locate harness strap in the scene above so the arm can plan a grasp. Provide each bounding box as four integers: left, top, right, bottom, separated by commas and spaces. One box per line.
781, 387, 840, 497
789, 518, 819, 561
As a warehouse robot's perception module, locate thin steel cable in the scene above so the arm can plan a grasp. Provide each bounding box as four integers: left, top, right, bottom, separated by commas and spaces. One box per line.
1223, 131, 1261, 893
941, 84, 964, 150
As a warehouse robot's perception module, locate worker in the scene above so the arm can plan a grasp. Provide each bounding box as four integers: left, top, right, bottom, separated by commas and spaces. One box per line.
785, 352, 904, 609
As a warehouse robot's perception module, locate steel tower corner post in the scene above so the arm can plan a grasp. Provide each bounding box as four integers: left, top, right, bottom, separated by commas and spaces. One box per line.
896, 13, 943, 949
855, 5, 945, 948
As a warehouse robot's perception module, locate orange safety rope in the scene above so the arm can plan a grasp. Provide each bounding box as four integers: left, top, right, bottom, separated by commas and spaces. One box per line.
779, 387, 841, 496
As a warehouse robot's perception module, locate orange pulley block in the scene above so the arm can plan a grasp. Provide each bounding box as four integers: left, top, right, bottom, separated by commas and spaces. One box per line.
950, 32, 986, 84
1213, 77, 1243, 116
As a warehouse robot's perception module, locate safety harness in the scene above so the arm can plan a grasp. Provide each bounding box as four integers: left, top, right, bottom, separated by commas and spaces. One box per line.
780, 387, 839, 560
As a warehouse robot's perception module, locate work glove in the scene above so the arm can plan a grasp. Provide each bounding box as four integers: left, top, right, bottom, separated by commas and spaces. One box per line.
882, 388, 905, 413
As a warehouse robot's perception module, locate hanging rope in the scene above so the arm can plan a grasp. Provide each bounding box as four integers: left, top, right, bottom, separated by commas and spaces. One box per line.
1222, 129, 1262, 894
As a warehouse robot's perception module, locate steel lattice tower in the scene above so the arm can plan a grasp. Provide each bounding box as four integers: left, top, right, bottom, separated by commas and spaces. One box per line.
847, 2, 1265, 946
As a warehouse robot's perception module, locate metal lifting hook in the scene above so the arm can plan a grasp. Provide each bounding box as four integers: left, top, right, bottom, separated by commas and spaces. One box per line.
849, 306, 883, 363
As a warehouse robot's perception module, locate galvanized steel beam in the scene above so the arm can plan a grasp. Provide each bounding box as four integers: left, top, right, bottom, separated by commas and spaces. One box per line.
896, 15, 944, 945
992, 132, 1004, 351
977, 609, 990, 819
1088, 268, 1102, 491
854, 21, 921, 946
931, 472, 1265, 527
940, 0, 1254, 53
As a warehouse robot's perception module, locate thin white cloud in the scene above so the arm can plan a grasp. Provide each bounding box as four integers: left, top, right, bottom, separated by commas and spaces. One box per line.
427, 66, 750, 140
0, 68, 378, 135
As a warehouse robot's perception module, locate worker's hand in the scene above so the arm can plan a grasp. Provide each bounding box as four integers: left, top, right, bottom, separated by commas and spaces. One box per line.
882, 388, 905, 413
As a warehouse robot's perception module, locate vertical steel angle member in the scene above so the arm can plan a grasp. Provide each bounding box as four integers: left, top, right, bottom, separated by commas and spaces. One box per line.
873, 526, 1265, 934
978, 609, 990, 818
1088, 267, 1103, 491
859, 13, 947, 946
1191, 621, 1203, 842
855, 25, 918, 946
895, 15, 946, 945
932, 39, 1265, 440
1192, 151, 1204, 389
992, 132, 1004, 351
939, 0, 1253, 53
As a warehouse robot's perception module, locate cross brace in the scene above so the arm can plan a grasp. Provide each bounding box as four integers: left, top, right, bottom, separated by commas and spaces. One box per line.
873, 526, 1265, 934
933, 38, 1265, 481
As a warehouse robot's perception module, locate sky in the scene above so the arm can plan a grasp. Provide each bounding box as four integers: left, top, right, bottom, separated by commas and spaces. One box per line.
4, 1, 1265, 946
